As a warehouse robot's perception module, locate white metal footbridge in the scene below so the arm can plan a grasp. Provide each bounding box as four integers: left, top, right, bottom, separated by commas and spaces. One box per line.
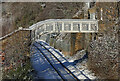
29, 19, 98, 41
0, 19, 98, 41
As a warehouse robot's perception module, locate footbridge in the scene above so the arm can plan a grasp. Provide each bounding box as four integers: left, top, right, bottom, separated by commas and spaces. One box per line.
29, 19, 98, 41
0, 19, 98, 42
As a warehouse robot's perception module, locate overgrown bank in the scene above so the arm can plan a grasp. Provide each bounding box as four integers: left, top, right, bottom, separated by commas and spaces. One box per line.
0, 30, 33, 80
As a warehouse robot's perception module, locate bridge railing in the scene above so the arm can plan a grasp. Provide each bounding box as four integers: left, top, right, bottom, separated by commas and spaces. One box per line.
29, 19, 98, 41
0, 28, 31, 41
0, 19, 99, 45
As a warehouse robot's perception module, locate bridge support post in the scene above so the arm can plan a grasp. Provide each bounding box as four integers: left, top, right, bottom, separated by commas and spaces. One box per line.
70, 33, 76, 56
46, 34, 50, 43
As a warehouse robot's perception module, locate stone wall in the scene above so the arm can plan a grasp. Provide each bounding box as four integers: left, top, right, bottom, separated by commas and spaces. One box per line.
87, 2, 119, 79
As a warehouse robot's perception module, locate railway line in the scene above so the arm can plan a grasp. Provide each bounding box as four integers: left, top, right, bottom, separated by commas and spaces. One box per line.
31, 41, 91, 80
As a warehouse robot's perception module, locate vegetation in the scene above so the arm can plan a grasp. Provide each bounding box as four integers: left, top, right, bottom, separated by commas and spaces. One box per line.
87, 2, 119, 79
88, 30, 119, 79
3, 58, 33, 80
0, 30, 32, 80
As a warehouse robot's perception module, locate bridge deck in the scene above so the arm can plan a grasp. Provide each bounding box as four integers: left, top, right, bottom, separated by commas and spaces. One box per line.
30, 41, 90, 80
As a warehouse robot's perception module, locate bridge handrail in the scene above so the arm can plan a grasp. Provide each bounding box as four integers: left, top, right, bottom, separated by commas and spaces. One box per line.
0, 19, 99, 41
0, 28, 31, 41
29, 19, 98, 30
29, 19, 99, 41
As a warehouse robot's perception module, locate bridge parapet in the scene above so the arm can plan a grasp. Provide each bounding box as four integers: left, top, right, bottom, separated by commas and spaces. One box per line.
29, 19, 98, 41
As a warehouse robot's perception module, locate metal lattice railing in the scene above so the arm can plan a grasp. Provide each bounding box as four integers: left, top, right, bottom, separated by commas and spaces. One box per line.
29, 19, 98, 41
0, 19, 98, 42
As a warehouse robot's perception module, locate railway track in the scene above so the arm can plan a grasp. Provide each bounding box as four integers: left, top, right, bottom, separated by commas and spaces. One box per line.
33, 43, 78, 81
32, 41, 91, 81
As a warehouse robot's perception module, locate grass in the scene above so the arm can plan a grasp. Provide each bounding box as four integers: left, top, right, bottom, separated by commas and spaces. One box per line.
3, 57, 33, 80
